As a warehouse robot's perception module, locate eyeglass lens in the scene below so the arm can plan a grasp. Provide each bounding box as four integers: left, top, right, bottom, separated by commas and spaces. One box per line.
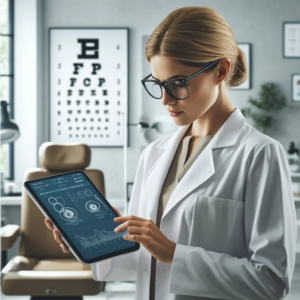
144, 81, 162, 98
144, 79, 188, 99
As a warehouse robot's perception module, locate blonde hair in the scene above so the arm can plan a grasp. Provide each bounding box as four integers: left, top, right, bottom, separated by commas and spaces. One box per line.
145, 6, 248, 87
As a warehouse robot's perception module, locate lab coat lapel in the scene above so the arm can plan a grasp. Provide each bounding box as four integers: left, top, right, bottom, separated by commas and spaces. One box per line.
145, 108, 245, 223
145, 123, 190, 222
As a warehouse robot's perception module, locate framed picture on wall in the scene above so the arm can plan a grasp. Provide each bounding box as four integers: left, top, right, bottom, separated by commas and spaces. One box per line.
49, 27, 129, 147
229, 43, 251, 90
292, 74, 300, 102
283, 22, 300, 58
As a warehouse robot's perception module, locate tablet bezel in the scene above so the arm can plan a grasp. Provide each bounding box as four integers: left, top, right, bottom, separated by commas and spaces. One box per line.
23, 170, 140, 265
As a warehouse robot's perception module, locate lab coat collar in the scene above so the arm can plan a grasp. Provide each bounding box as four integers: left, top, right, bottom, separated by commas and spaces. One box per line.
145, 107, 246, 222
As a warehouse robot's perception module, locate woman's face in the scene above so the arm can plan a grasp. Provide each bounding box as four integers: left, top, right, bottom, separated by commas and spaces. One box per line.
149, 55, 228, 126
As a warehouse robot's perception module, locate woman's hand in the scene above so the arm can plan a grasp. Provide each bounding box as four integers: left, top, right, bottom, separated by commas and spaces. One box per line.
45, 206, 122, 253
114, 215, 176, 264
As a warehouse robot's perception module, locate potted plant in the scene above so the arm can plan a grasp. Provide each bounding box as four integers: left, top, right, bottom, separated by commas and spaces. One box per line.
240, 82, 286, 135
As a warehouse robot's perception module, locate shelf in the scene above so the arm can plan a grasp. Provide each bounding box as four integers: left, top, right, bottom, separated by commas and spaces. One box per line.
291, 172, 300, 177
0, 196, 22, 206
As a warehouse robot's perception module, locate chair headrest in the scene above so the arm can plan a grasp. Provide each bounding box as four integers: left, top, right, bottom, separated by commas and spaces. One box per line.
39, 142, 91, 171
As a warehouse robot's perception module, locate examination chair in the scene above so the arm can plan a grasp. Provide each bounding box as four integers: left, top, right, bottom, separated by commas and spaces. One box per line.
1, 142, 106, 299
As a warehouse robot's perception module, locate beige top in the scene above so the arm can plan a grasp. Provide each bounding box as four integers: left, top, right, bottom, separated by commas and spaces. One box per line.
149, 124, 215, 300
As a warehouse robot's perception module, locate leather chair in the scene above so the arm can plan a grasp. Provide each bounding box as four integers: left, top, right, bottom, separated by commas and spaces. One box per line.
1, 142, 106, 299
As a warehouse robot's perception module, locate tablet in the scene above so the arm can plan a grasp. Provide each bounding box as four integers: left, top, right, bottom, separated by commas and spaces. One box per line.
23, 170, 140, 265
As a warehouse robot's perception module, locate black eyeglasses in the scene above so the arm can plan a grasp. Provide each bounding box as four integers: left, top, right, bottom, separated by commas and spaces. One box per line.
141, 59, 222, 100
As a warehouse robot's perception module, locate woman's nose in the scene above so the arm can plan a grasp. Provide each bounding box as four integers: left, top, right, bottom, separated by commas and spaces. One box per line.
161, 87, 176, 106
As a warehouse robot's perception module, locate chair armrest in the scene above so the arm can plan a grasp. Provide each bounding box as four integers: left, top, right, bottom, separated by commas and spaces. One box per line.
0, 225, 20, 251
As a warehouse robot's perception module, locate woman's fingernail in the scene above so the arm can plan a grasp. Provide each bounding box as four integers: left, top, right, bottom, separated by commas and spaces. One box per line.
114, 228, 118, 232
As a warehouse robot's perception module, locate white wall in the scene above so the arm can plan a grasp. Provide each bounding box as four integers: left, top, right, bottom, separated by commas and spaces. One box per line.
14, 0, 43, 187
13, 0, 300, 199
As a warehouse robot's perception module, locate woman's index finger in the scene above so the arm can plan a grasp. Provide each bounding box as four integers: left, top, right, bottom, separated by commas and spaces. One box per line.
45, 218, 54, 230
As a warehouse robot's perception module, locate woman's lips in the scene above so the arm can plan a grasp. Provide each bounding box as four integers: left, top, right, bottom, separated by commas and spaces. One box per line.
169, 111, 183, 117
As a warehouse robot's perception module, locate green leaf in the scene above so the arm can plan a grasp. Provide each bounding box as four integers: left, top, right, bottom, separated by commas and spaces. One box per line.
240, 82, 286, 135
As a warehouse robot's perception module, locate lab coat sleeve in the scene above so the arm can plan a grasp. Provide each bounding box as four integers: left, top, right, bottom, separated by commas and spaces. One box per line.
169, 141, 297, 299
92, 148, 146, 281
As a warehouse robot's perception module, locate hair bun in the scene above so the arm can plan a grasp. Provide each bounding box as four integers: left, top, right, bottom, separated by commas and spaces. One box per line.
226, 47, 248, 88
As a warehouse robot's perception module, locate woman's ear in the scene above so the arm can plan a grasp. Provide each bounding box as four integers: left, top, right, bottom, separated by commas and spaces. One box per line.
216, 58, 231, 84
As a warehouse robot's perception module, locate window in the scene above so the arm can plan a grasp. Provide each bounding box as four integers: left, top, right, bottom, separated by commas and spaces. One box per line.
0, 0, 14, 180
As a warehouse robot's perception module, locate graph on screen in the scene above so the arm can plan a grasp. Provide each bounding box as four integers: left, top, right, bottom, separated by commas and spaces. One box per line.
74, 228, 126, 249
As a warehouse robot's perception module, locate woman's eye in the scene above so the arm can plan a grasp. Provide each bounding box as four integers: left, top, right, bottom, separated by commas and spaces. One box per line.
171, 81, 184, 87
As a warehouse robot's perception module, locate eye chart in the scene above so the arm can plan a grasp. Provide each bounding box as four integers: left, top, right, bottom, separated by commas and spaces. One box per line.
49, 28, 128, 147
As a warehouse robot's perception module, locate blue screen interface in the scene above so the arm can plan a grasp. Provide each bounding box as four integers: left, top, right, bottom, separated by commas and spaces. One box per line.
28, 172, 135, 260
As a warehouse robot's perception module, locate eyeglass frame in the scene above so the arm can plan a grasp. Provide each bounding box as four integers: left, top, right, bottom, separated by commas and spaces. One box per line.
141, 58, 222, 100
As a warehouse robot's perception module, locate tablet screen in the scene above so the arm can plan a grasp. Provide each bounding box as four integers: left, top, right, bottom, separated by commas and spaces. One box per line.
27, 171, 137, 263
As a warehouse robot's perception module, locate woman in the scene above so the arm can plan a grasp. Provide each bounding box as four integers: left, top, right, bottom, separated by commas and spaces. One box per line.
45, 6, 297, 300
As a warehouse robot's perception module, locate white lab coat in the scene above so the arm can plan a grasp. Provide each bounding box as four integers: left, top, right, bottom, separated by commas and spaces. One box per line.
92, 107, 297, 300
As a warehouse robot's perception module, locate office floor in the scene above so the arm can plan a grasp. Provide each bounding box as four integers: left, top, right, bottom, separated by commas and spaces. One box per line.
1, 277, 300, 300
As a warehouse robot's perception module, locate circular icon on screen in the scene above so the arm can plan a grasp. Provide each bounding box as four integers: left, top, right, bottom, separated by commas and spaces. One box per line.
54, 203, 64, 213
84, 189, 93, 197
60, 207, 78, 221
77, 191, 85, 199
56, 197, 65, 205
85, 200, 100, 212
48, 197, 57, 205
47, 196, 78, 222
